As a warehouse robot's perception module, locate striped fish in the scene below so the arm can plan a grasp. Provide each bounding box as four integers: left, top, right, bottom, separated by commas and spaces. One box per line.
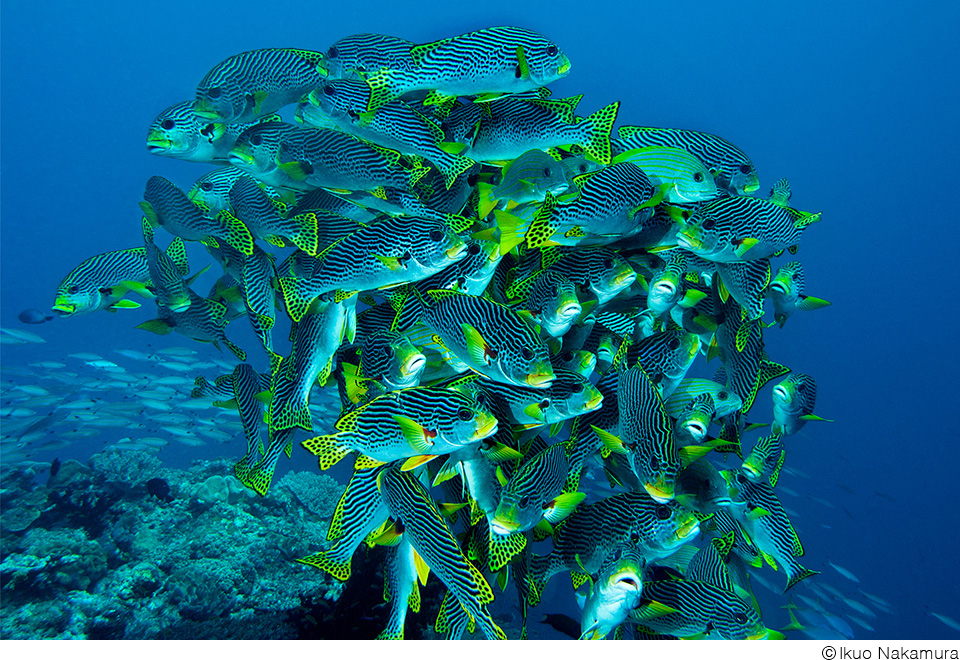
364, 26, 571, 111
709, 509, 763, 568
499, 162, 661, 251
193, 48, 327, 123
228, 174, 318, 254
614, 126, 759, 195
526, 493, 700, 605
628, 329, 701, 401
447, 96, 620, 165
269, 294, 356, 431
411, 237, 502, 297
377, 538, 421, 639
674, 457, 733, 514
299, 465, 390, 581
772, 373, 829, 435
353, 329, 426, 396
542, 368, 604, 427
769, 261, 831, 328
596, 366, 681, 502
579, 545, 645, 640
321, 33, 416, 80
512, 246, 637, 307
238, 244, 278, 354
228, 122, 312, 192
274, 126, 432, 193
278, 216, 466, 323
413, 289, 555, 389
645, 250, 705, 320
142, 218, 191, 313
53, 247, 158, 316
376, 467, 506, 639
309, 79, 474, 189
147, 101, 281, 164
302, 386, 498, 470
140, 176, 253, 256
631, 568, 767, 639
677, 195, 822, 263
715, 258, 771, 321
741, 432, 785, 487
455, 375, 553, 427
188, 167, 252, 217
673, 393, 716, 445
612, 146, 719, 203
134, 289, 246, 361
722, 467, 819, 592
477, 149, 571, 219
664, 378, 743, 420
516, 270, 581, 338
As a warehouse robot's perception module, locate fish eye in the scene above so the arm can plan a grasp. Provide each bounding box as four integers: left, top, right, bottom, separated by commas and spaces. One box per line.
796, 382, 806, 392
630, 531, 640, 543
476, 393, 487, 406
737, 473, 747, 484
200, 181, 214, 191
385, 345, 394, 358
67, 285, 79, 294
546, 45, 559, 57
603, 258, 613, 269
520, 496, 531, 507
572, 382, 584, 393
561, 351, 573, 361
543, 167, 553, 177
250, 133, 263, 146
739, 164, 752, 174
651, 373, 663, 385
550, 285, 559, 297
160, 119, 175, 130
655, 504, 671, 520
456, 277, 466, 287
681, 211, 690, 220
717, 390, 728, 400
323, 85, 337, 97
668, 337, 680, 350
327, 45, 339, 58
207, 87, 222, 99
467, 243, 481, 255
702, 218, 716, 230
578, 164, 588, 173
467, 173, 480, 186
734, 612, 748, 624
457, 408, 472, 421
649, 456, 660, 471
693, 172, 704, 182
613, 548, 622, 560
429, 229, 444, 241
514, 65, 523, 79
521, 347, 533, 360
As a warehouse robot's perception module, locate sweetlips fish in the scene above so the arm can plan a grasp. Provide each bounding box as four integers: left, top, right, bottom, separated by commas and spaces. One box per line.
147, 100, 281, 163
578, 545, 645, 640
193, 48, 328, 123
771, 373, 831, 435
53, 247, 163, 316
476, 149, 571, 219
612, 146, 719, 203
614, 125, 760, 195
768, 260, 831, 328
320, 33, 416, 80
363, 26, 571, 111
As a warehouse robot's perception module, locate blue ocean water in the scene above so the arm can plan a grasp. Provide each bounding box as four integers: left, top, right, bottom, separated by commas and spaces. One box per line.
2, 0, 958, 640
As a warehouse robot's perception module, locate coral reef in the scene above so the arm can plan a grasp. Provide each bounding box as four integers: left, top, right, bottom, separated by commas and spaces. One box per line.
0, 451, 345, 639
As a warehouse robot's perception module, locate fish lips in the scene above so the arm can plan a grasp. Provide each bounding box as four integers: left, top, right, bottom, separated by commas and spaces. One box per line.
643, 478, 675, 503
489, 516, 519, 536
52, 299, 76, 316
524, 368, 555, 389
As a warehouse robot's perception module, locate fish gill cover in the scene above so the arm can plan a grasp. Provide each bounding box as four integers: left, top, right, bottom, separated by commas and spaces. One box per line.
4, 23, 878, 640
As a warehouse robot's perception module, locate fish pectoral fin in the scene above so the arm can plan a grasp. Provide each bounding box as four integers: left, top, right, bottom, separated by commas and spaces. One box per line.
541, 491, 585, 523
461, 322, 493, 367
799, 413, 833, 422
373, 254, 405, 271
392, 414, 435, 452
635, 600, 680, 619
795, 294, 831, 311
401, 454, 439, 471
109, 300, 142, 310
412, 548, 431, 586
134, 319, 174, 335
733, 237, 759, 258
591, 426, 629, 455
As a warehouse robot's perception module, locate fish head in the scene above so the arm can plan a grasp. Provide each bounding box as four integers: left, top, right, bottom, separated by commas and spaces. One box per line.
769, 260, 802, 302
510, 29, 571, 84
711, 386, 743, 418
725, 160, 760, 195
491, 489, 541, 535
409, 221, 468, 270
519, 354, 555, 389
674, 160, 720, 203
548, 369, 603, 420
193, 70, 245, 123
187, 171, 237, 216
533, 274, 581, 330
593, 251, 637, 301
552, 349, 596, 378
676, 206, 724, 256
713, 597, 765, 640
53, 280, 102, 317
647, 271, 682, 315
146, 102, 202, 157
228, 124, 286, 174
677, 406, 713, 443
309, 79, 369, 123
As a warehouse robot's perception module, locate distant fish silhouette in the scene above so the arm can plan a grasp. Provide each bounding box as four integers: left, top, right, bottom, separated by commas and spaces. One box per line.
146, 477, 173, 502
18, 308, 55, 324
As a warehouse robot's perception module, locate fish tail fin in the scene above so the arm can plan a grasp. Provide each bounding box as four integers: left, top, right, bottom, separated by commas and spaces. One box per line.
302, 433, 356, 470
268, 380, 313, 432
579, 101, 620, 165
524, 192, 560, 249
287, 212, 319, 256
191, 376, 211, 398
784, 564, 819, 592
525, 553, 555, 607
494, 209, 531, 254
298, 550, 352, 582
277, 276, 317, 323
216, 209, 255, 256
222, 338, 246, 361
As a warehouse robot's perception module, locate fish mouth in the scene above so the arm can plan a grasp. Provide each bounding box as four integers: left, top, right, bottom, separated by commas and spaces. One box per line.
192, 100, 221, 121
524, 367, 555, 389
474, 412, 499, 440
644, 479, 675, 503
490, 517, 518, 536
676, 231, 702, 251
52, 302, 76, 316
445, 241, 467, 260
613, 270, 637, 287
772, 385, 790, 403
674, 516, 701, 541
228, 150, 255, 166
684, 420, 706, 439
742, 180, 760, 194
615, 575, 642, 592
741, 460, 761, 478
654, 281, 676, 297
584, 392, 603, 411
769, 280, 789, 295
746, 630, 768, 640
557, 56, 571, 76
557, 300, 582, 319
146, 132, 173, 152
400, 353, 426, 378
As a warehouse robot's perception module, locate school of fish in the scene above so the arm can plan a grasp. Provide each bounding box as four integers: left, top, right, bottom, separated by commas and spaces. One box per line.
41, 26, 844, 639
